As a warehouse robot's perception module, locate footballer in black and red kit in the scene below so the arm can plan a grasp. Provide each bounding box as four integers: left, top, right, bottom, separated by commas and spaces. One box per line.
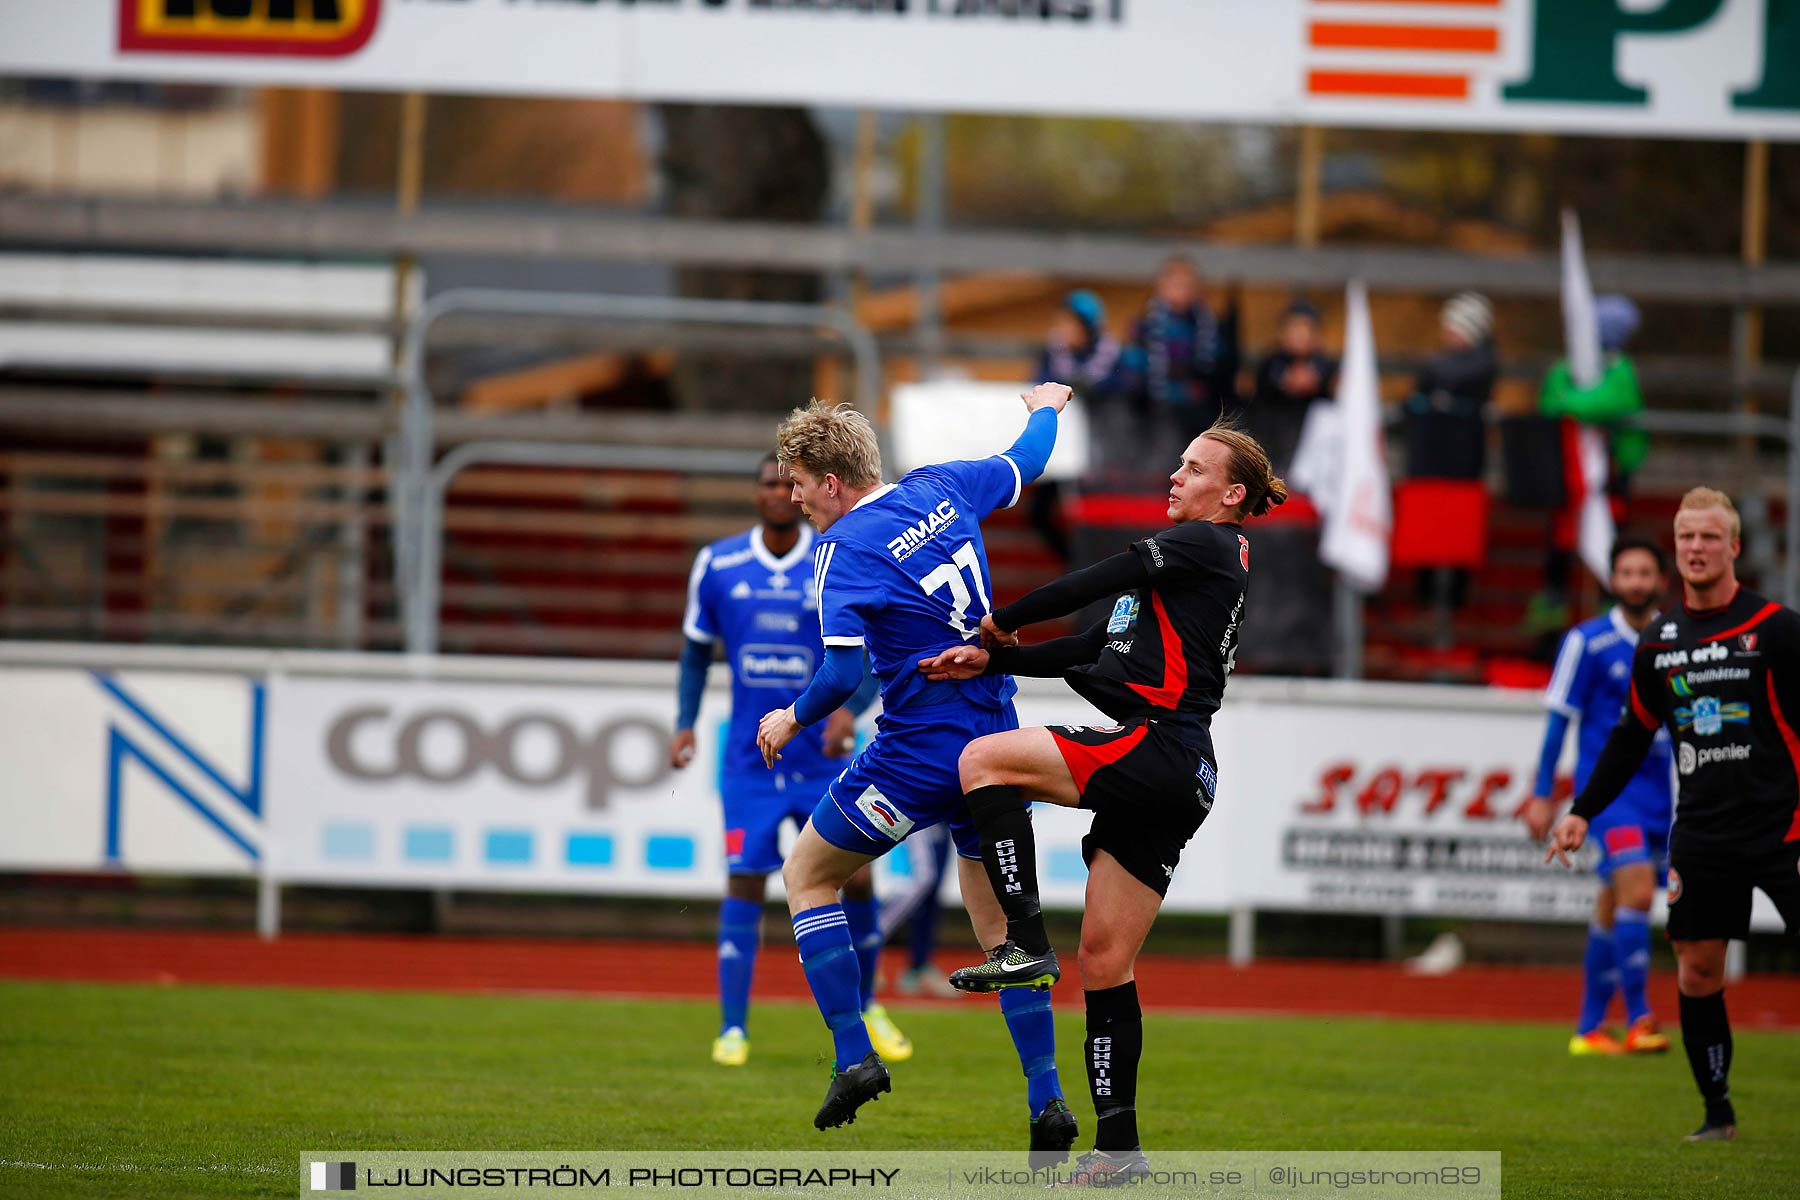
1552, 488, 1800, 1144
981, 514, 1247, 895
915, 420, 1285, 1182
1573, 587, 1800, 938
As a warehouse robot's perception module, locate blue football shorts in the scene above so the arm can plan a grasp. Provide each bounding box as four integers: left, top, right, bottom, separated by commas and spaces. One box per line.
1589, 811, 1670, 887
809, 701, 1020, 861
720, 768, 825, 876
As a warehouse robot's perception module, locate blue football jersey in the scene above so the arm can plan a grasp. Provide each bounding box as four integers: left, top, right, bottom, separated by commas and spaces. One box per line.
1546, 607, 1673, 824
814, 455, 1025, 722
683, 524, 837, 777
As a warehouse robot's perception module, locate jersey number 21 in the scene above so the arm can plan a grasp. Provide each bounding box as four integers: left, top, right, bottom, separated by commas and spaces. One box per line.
917, 541, 992, 640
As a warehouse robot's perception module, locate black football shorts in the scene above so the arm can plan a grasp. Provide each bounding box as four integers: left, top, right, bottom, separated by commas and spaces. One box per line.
1665, 840, 1800, 942
1048, 719, 1214, 897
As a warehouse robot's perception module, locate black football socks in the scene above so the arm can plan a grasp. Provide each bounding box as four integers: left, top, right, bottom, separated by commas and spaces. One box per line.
1086, 982, 1143, 1152
966, 784, 1050, 955
1679, 990, 1736, 1127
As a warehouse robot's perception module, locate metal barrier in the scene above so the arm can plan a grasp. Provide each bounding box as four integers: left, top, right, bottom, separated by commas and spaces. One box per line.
410, 442, 767, 656
393, 289, 882, 658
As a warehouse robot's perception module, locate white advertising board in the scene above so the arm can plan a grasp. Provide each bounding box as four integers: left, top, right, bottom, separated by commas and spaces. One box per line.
2, 2, 1798, 141
0, 660, 266, 875
1220, 684, 1606, 921
267, 671, 713, 893
0, 645, 1785, 931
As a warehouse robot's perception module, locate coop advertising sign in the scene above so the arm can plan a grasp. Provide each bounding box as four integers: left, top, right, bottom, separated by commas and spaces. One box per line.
2, 645, 1789, 931
3, 1, 1798, 141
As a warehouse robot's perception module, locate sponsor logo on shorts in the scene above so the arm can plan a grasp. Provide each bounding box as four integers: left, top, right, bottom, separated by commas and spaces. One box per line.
1195, 757, 1218, 803
1106, 640, 1133, 655
1667, 867, 1683, 904
1106, 594, 1140, 634
854, 789, 914, 842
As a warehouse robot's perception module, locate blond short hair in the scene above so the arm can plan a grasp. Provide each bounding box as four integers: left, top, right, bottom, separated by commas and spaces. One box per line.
1678, 487, 1740, 541
1203, 418, 1289, 519
776, 399, 883, 489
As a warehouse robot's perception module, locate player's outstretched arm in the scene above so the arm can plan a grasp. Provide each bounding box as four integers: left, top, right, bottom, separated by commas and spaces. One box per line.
986, 550, 1149, 640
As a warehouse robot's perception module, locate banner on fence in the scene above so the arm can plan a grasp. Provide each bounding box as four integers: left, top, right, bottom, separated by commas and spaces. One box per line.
3, 2, 1799, 141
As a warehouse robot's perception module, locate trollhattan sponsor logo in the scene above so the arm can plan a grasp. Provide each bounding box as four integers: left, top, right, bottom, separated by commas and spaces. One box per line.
119, 0, 383, 58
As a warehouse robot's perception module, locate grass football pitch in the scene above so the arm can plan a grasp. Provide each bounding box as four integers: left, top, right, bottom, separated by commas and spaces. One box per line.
1, 980, 1796, 1199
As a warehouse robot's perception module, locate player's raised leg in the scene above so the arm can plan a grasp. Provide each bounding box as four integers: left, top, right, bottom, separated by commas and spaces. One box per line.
783, 821, 891, 1129
949, 726, 1083, 992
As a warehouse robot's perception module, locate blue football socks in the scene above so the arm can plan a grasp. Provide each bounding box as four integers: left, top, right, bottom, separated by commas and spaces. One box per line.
1000, 987, 1063, 1116
842, 893, 882, 1012
1614, 906, 1653, 1025
717, 895, 761, 1035
1577, 922, 1618, 1034
793, 904, 875, 1069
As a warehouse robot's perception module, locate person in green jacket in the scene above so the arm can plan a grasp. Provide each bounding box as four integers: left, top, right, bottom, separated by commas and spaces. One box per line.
1530, 295, 1646, 636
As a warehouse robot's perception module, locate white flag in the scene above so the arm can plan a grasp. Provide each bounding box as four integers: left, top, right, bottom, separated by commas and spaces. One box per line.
1319, 280, 1391, 593
1560, 208, 1616, 585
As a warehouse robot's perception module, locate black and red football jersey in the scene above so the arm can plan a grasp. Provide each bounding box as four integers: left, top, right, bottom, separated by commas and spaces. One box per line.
1584, 586, 1800, 857
1062, 519, 1249, 733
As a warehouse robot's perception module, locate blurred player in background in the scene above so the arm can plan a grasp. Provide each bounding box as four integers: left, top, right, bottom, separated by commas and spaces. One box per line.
1524, 536, 1674, 1057
672, 453, 906, 1069
919, 419, 1284, 1184
757, 387, 1078, 1160
1551, 488, 1800, 1142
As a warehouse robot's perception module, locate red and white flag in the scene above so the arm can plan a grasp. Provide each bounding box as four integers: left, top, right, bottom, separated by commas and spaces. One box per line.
1318, 280, 1391, 593
1561, 208, 1616, 585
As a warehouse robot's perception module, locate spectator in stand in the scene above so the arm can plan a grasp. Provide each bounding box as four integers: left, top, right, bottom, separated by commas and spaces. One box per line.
1403, 292, 1499, 609
1528, 295, 1649, 634
1122, 256, 1239, 448
1246, 299, 1336, 475
1029, 289, 1127, 560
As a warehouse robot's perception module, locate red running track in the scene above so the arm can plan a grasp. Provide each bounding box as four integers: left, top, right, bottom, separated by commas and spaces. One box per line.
3, 928, 1799, 1030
